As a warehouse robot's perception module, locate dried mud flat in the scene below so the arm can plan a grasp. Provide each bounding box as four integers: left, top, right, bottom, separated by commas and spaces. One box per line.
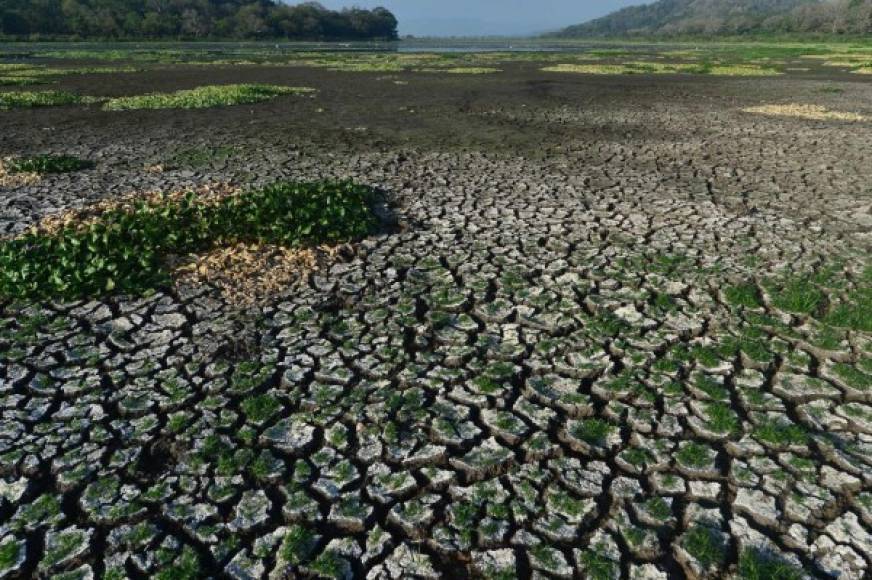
1, 62, 872, 579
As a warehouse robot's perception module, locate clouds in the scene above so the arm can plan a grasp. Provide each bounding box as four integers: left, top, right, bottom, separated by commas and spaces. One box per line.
311, 0, 648, 36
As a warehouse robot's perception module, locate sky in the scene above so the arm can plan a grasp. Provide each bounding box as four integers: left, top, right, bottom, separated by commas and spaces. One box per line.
315, 1, 649, 37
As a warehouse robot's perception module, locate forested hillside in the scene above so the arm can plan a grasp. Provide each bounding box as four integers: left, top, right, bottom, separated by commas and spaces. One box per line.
0, 1, 398, 40
555, 0, 872, 37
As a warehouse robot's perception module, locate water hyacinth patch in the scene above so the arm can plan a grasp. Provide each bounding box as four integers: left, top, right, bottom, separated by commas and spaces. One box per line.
102, 84, 315, 111
0, 180, 378, 300
0, 90, 92, 109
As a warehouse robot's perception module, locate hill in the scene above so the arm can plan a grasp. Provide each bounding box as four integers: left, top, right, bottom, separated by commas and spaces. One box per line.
0, 0, 398, 40
554, 0, 872, 37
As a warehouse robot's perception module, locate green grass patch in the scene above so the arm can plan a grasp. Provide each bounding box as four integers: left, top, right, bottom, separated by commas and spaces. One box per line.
766, 277, 825, 315
5, 154, 93, 174
704, 402, 740, 435
832, 363, 871, 391
578, 548, 619, 580
0, 539, 23, 571
241, 394, 281, 424
753, 420, 808, 446
153, 546, 200, 580
682, 525, 726, 568
0, 90, 89, 109
0, 180, 378, 300
0, 76, 43, 86
102, 84, 314, 111
825, 289, 872, 332
676, 441, 714, 468
644, 497, 672, 521
724, 283, 762, 308
738, 548, 805, 580
570, 418, 615, 444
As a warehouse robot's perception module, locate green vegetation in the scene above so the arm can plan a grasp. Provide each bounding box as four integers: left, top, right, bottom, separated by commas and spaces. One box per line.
555, 0, 872, 37
281, 525, 317, 565
103, 84, 313, 111
753, 420, 808, 446
725, 283, 763, 308
682, 525, 726, 568
0, 2, 398, 41
676, 441, 713, 468
310, 551, 346, 578
154, 546, 200, 580
766, 277, 825, 315
704, 402, 740, 435
241, 394, 281, 424
0, 65, 138, 86
4, 155, 93, 174
644, 497, 672, 521
0, 180, 378, 300
0, 90, 89, 109
0, 540, 22, 571
578, 548, 619, 580
570, 418, 615, 445
825, 270, 872, 331
694, 374, 729, 401
41, 528, 88, 569
739, 548, 806, 580
623, 447, 655, 466
831, 363, 870, 391
0, 76, 40, 86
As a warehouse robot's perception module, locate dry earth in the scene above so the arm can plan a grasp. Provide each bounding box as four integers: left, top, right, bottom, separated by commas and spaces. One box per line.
1, 59, 871, 579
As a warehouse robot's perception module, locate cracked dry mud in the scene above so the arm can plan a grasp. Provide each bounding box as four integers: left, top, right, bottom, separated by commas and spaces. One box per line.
1, 62, 872, 579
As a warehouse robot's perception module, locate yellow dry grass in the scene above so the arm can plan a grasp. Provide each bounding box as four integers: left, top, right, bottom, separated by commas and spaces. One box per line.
542, 63, 632, 75
0, 159, 40, 188
743, 104, 868, 122
420, 67, 502, 75
172, 242, 348, 304
541, 62, 778, 77
707, 65, 780, 76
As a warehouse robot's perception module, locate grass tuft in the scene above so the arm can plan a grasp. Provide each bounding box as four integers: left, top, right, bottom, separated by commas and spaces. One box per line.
738, 548, 806, 580
766, 277, 825, 315
724, 283, 762, 308
682, 525, 726, 568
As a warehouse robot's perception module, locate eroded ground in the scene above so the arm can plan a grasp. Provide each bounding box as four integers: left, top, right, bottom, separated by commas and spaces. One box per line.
1, 49, 872, 579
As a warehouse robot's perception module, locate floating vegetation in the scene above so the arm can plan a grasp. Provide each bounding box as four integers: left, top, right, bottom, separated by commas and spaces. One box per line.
0, 90, 92, 110
102, 84, 315, 111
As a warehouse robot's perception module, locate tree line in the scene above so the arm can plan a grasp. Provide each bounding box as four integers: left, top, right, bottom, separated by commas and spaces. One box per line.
0, 0, 399, 40
556, 0, 872, 37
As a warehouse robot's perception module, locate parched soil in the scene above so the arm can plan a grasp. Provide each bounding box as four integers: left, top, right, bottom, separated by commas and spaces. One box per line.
1, 60, 871, 579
